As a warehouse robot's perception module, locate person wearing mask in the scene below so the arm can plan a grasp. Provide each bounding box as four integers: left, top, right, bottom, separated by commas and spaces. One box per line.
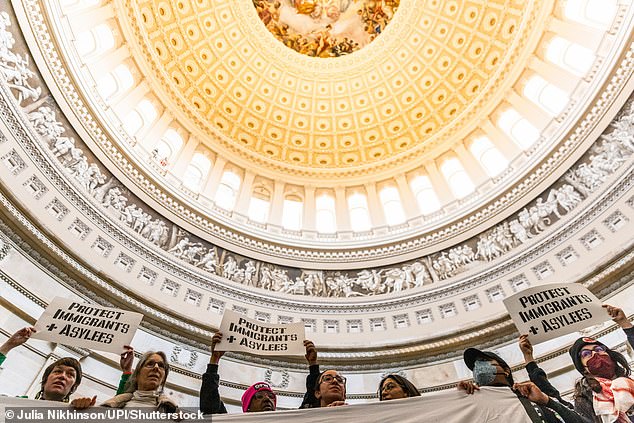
199, 332, 277, 414
1, 326, 94, 406
568, 305, 634, 422
459, 347, 589, 423
378, 374, 421, 401
299, 340, 347, 408
100, 351, 178, 413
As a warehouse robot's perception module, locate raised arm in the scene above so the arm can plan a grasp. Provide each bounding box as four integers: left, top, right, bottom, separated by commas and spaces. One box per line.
200, 332, 227, 415
299, 340, 320, 409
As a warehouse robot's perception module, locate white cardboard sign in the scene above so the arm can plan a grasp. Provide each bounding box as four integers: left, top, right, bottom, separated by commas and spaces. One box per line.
32, 297, 143, 354
503, 283, 607, 344
216, 310, 305, 356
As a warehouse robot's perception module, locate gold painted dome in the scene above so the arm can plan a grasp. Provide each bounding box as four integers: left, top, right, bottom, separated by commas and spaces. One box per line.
126, 0, 533, 178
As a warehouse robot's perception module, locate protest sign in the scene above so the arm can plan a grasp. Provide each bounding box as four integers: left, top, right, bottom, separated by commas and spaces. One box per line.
215, 310, 305, 356
32, 297, 143, 354
503, 283, 606, 344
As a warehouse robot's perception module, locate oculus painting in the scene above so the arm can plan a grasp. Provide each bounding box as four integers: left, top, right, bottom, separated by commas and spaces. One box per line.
253, 0, 400, 57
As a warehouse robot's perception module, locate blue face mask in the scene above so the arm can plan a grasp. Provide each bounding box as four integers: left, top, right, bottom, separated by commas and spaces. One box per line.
473, 360, 499, 386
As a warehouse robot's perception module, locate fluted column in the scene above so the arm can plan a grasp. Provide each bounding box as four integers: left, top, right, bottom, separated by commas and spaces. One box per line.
202, 156, 227, 200
138, 111, 173, 150
268, 180, 286, 226
394, 175, 419, 218
334, 186, 351, 231
454, 144, 489, 184
549, 18, 603, 50
364, 183, 387, 227
234, 171, 256, 212
169, 135, 198, 177
424, 161, 453, 205
302, 186, 316, 231
86, 46, 129, 80
111, 81, 149, 115
528, 57, 578, 92
481, 120, 522, 158
507, 92, 552, 127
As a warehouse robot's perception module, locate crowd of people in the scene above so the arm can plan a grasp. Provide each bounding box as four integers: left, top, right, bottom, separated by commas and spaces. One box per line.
1, 304, 632, 422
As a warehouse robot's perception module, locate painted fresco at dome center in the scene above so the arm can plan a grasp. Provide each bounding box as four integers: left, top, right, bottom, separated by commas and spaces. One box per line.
253, 0, 399, 57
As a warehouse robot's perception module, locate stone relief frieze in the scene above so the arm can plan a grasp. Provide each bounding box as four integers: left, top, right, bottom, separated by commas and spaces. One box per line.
0, 9, 633, 302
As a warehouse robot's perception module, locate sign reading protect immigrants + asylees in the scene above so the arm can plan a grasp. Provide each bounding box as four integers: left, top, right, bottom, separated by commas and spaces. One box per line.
31, 297, 143, 354
215, 310, 306, 356
503, 283, 607, 344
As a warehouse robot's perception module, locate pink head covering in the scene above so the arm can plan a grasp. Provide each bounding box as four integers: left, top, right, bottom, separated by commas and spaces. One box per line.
241, 382, 276, 412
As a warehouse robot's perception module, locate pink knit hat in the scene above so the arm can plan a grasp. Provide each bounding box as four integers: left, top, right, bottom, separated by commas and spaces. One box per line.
241, 382, 276, 412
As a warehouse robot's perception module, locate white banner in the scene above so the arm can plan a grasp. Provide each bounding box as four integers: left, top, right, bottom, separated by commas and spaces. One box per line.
31, 297, 143, 354
503, 283, 606, 344
0, 387, 533, 422
216, 310, 305, 356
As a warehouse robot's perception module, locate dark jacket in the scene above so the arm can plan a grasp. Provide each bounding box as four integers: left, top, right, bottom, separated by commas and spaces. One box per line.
526, 395, 591, 423
528, 327, 634, 423
200, 363, 228, 414
572, 326, 634, 423
299, 364, 321, 408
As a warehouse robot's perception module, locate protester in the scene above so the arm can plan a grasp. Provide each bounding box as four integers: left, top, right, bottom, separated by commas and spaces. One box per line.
100, 351, 178, 412
378, 374, 421, 401
299, 340, 347, 408
459, 347, 588, 422
200, 332, 276, 414
1, 327, 94, 405
568, 305, 634, 422
519, 334, 574, 409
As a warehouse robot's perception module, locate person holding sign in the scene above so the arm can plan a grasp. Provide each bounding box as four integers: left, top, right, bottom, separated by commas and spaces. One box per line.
568, 305, 634, 423
1, 326, 95, 405
300, 340, 347, 408
200, 332, 277, 414
100, 351, 179, 413
459, 347, 588, 422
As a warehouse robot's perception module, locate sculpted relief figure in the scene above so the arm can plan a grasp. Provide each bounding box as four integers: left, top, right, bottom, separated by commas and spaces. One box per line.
28, 107, 64, 140
196, 248, 218, 273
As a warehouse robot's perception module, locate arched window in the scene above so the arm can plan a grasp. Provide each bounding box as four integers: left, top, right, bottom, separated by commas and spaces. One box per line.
315, 194, 336, 233
96, 73, 117, 99
545, 36, 594, 76
156, 129, 183, 161
122, 110, 143, 135
497, 109, 540, 150
282, 195, 303, 231
410, 175, 441, 214
440, 158, 475, 199
379, 186, 406, 225
564, 0, 617, 29
215, 171, 241, 210
248, 187, 271, 223
124, 99, 158, 136
182, 166, 203, 191
347, 192, 371, 232
99, 64, 133, 100
469, 137, 508, 177
523, 75, 569, 115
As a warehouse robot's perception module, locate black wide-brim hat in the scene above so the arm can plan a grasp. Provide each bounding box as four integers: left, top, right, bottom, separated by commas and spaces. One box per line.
463, 348, 511, 373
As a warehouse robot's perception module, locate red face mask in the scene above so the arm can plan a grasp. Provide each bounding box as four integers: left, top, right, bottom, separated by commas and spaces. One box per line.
586, 354, 616, 379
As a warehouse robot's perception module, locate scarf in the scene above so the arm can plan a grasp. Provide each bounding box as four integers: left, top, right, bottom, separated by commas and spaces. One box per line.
592, 376, 634, 423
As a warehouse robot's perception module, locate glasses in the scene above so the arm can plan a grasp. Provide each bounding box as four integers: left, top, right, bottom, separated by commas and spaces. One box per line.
144, 360, 166, 369
320, 374, 346, 385
382, 382, 400, 392
579, 345, 607, 359
254, 391, 276, 401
